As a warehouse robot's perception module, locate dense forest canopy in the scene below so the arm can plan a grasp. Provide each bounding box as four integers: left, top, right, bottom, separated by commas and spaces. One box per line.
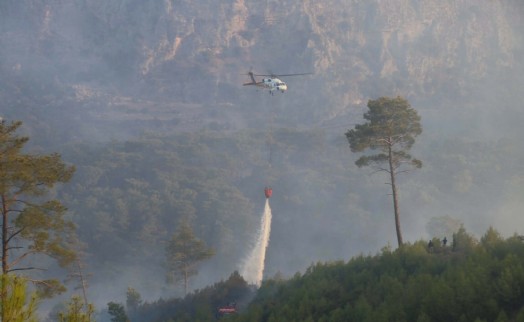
224, 228, 524, 322
119, 228, 524, 322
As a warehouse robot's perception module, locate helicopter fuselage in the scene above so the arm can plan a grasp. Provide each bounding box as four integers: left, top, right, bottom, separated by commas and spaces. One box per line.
243, 71, 310, 94
262, 77, 287, 93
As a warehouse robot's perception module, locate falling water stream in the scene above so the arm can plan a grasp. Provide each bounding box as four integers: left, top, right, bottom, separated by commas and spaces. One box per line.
240, 199, 272, 286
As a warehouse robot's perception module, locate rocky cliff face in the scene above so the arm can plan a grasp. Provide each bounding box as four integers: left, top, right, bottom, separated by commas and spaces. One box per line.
0, 0, 522, 133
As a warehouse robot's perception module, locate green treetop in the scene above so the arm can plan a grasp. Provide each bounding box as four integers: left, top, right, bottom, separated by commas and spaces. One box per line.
0, 274, 38, 322
57, 295, 95, 322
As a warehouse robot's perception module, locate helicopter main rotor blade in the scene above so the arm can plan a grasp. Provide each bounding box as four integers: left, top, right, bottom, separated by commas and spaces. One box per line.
253, 72, 312, 77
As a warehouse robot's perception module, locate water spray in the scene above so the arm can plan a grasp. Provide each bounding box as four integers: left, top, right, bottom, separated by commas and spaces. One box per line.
240, 188, 273, 286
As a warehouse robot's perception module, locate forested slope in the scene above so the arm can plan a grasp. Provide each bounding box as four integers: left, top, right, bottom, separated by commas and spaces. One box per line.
122, 228, 524, 321
224, 228, 524, 322
52, 124, 524, 302
57, 128, 368, 296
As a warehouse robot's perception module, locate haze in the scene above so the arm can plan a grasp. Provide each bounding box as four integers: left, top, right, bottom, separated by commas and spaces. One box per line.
1, 0, 523, 319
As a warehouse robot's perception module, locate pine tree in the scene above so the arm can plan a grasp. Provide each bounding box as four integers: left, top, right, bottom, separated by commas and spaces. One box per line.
58, 296, 94, 322
166, 220, 215, 296
0, 120, 76, 296
0, 274, 38, 322
107, 302, 129, 322
346, 96, 422, 247
125, 286, 141, 316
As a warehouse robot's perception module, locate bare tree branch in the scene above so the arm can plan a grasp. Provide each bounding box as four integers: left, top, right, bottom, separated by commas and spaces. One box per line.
9, 250, 39, 269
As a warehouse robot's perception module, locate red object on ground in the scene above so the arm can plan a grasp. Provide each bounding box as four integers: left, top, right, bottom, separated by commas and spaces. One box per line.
218, 306, 237, 314
264, 187, 272, 199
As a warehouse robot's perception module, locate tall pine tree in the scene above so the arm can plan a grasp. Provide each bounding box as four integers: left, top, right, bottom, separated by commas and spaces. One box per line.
0, 120, 76, 296
346, 97, 422, 247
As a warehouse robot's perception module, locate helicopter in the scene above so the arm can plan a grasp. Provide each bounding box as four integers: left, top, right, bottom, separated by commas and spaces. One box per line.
243, 71, 312, 95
